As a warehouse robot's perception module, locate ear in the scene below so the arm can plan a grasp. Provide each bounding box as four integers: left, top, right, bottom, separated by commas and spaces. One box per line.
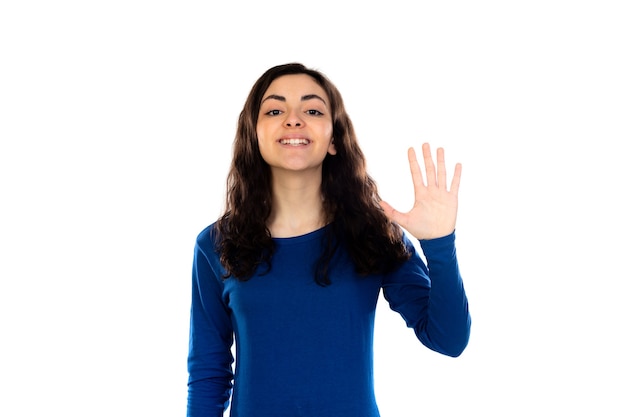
328, 138, 337, 156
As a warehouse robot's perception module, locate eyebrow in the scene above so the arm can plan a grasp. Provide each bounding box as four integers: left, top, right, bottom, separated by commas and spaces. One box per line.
262, 94, 327, 106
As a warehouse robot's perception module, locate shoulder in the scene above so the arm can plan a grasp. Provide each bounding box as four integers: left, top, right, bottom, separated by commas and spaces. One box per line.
196, 221, 217, 241
195, 221, 220, 254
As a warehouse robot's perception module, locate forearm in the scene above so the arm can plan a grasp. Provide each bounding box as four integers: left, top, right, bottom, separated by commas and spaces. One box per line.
418, 232, 471, 357
187, 377, 231, 417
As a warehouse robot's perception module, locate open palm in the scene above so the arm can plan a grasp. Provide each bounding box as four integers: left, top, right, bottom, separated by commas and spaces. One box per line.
380, 143, 461, 240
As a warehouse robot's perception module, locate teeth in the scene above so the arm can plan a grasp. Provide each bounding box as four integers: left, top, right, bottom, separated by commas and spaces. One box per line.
280, 138, 309, 145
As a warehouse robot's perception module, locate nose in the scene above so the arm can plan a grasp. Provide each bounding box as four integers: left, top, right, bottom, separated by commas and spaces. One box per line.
284, 110, 303, 128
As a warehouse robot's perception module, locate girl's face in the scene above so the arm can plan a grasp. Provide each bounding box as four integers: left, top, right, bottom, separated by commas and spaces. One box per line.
256, 74, 336, 175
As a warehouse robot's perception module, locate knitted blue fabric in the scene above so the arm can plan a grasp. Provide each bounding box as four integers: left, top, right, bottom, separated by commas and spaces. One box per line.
187, 223, 470, 417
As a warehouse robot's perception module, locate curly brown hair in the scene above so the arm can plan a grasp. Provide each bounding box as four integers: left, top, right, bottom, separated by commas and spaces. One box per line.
215, 63, 409, 285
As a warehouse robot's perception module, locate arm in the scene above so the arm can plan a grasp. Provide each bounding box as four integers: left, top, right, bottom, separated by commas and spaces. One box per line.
380, 143, 470, 356
383, 233, 470, 357
187, 231, 234, 417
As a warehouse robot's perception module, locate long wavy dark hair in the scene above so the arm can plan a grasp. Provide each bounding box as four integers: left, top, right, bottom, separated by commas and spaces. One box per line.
215, 63, 410, 285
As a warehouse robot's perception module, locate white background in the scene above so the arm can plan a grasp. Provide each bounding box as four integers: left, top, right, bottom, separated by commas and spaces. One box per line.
1, 1, 625, 416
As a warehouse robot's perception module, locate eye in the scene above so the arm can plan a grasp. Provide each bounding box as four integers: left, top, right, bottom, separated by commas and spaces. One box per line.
266, 109, 282, 116
306, 109, 324, 116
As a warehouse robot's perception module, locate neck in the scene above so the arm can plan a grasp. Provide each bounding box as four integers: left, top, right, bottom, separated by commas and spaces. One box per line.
267, 170, 326, 238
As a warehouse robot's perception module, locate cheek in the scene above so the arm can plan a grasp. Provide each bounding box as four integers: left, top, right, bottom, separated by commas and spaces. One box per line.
325, 121, 333, 136
255, 130, 271, 161
255, 124, 267, 148
256, 119, 274, 145
322, 122, 333, 141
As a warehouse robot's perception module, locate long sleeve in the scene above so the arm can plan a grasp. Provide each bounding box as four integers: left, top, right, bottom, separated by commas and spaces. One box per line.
382, 231, 471, 357
187, 233, 234, 417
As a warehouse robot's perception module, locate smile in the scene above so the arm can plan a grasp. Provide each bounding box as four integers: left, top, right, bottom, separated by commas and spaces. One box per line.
279, 138, 310, 146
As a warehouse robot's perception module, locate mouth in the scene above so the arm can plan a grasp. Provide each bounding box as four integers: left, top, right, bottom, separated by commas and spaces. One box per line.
278, 138, 311, 146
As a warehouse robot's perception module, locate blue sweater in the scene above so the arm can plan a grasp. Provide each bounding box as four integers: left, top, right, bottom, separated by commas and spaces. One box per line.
187, 223, 470, 417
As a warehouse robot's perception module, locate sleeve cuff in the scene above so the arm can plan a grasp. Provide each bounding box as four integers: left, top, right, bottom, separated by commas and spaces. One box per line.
418, 230, 456, 260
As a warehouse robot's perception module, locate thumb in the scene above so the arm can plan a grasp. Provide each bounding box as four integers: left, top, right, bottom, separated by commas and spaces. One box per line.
379, 200, 407, 227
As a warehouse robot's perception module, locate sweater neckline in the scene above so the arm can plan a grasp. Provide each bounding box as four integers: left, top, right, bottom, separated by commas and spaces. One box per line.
272, 223, 330, 245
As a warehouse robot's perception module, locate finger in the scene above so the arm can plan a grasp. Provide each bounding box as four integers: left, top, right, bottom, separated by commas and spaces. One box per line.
436, 147, 447, 190
422, 142, 437, 186
450, 162, 462, 195
407, 147, 424, 191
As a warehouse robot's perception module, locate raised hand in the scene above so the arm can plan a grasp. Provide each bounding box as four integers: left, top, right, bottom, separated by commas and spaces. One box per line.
380, 143, 461, 240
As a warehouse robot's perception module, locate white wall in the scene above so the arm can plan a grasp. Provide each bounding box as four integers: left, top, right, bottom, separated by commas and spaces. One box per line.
1, 1, 624, 416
